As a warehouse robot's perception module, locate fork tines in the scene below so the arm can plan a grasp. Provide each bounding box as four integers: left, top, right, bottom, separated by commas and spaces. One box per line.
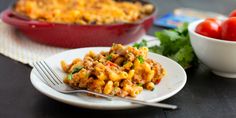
32, 61, 63, 86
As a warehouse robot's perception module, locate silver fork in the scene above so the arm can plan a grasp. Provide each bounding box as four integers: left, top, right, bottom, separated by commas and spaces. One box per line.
32, 61, 178, 110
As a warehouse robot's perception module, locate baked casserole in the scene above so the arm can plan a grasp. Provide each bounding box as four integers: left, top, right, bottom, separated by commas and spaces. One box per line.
14, 0, 154, 24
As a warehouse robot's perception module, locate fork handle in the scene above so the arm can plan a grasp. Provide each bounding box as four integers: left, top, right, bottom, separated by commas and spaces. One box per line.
65, 90, 177, 109
111, 97, 177, 109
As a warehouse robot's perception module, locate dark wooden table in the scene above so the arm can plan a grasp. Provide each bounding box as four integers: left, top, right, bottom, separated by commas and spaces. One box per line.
0, 0, 236, 118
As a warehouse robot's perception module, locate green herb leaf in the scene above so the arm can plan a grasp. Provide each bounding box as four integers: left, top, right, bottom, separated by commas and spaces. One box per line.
137, 83, 143, 87
131, 23, 198, 69
72, 66, 83, 74
154, 23, 197, 69
175, 22, 189, 35
156, 30, 180, 42
106, 55, 112, 61
137, 56, 144, 64
67, 73, 73, 80
133, 40, 147, 49
148, 45, 162, 54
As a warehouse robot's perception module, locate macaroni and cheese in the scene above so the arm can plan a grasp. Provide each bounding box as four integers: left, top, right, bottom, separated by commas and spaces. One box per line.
15, 0, 154, 25
61, 44, 165, 97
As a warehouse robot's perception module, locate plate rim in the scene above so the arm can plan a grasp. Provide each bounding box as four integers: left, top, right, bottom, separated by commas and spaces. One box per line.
30, 47, 187, 110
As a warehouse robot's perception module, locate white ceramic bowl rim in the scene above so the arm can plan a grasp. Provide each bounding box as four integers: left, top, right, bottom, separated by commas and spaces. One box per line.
188, 19, 236, 45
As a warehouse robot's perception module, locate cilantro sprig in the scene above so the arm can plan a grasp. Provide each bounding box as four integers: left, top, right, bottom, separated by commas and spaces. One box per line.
106, 55, 112, 61
67, 66, 84, 80
137, 55, 144, 64
133, 23, 198, 69
133, 40, 147, 49
137, 83, 143, 87
72, 66, 83, 74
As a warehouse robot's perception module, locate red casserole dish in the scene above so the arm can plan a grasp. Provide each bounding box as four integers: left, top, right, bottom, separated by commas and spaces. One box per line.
1, 1, 157, 48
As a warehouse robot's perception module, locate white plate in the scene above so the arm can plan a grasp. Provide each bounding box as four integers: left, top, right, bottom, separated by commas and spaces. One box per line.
30, 47, 187, 110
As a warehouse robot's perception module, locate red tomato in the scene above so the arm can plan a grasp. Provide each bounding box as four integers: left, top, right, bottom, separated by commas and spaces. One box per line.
205, 18, 222, 25
195, 20, 222, 39
229, 10, 236, 17
221, 17, 236, 41
106, 61, 117, 67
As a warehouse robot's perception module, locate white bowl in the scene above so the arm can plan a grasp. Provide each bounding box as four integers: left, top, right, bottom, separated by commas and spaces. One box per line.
188, 20, 236, 78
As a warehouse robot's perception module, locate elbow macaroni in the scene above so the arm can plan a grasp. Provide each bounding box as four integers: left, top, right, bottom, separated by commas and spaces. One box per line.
61, 44, 165, 97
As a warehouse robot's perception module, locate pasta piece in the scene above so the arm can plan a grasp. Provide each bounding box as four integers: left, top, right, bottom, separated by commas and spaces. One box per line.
122, 84, 132, 94
123, 61, 133, 70
145, 70, 155, 82
106, 68, 121, 81
130, 86, 143, 97
143, 62, 151, 73
97, 72, 107, 81
103, 81, 114, 94
113, 81, 120, 87
145, 82, 155, 91
134, 59, 141, 70
78, 69, 89, 79
119, 72, 128, 79
93, 80, 106, 87
127, 69, 135, 80
60, 60, 68, 72
121, 79, 132, 87
139, 47, 148, 57
95, 63, 106, 72
87, 51, 96, 57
